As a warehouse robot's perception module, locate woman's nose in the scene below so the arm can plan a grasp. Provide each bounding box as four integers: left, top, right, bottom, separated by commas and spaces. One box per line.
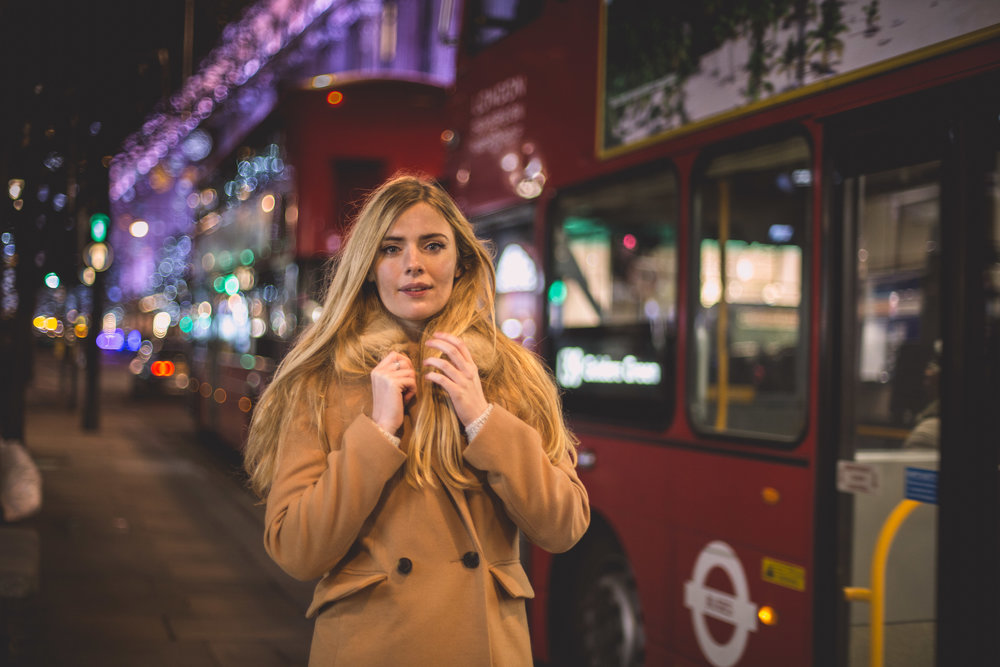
404, 248, 424, 274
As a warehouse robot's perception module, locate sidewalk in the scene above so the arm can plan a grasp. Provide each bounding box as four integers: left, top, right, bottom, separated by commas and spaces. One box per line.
1, 347, 314, 666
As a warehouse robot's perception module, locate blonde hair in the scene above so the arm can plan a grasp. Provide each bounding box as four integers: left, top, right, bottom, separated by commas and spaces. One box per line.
244, 173, 576, 497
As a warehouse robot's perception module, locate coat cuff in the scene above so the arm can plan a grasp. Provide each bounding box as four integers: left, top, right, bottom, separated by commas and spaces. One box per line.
462, 404, 536, 468
344, 414, 408, 469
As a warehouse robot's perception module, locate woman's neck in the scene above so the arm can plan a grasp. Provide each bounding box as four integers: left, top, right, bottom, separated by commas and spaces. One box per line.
396, 318, 424, 342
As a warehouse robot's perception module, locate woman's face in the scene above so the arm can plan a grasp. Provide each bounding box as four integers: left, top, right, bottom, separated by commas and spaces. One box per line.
373, 202, 460, 336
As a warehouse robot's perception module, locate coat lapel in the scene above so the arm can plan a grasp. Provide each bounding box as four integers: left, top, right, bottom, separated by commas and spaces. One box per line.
435, 468, 486, 556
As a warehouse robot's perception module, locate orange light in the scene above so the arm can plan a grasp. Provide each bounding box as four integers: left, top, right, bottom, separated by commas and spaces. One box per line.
238, 396, 253, 413
758, 605, 778, 626
762, 486, 781, 505
151, 360, 175, 377
326, 90, 344, 106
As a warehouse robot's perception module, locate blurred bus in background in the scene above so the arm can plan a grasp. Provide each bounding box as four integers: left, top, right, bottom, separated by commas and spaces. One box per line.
186, 78, 447, 450
443, 1, 1000, 665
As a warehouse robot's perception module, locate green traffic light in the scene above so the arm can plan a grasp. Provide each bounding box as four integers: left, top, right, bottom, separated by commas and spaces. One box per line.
89, 213, 109, 243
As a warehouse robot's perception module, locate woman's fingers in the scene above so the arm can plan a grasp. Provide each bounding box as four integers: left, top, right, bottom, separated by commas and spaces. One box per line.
426, 332, 473, 364
371, 351, 415, 434
424, 334, 488, 427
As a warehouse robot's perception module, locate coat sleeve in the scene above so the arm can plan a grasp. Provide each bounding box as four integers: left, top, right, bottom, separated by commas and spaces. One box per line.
463, 405, 589, 553
263, 408, 406, 581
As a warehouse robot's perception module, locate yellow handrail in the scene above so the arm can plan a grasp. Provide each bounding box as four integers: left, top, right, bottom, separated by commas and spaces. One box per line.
714, 178, 730, 430
842, 498, 922, 667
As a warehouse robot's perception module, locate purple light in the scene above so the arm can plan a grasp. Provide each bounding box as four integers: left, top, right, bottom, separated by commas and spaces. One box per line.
96, 329, 126, 351
110, 0, 458, 300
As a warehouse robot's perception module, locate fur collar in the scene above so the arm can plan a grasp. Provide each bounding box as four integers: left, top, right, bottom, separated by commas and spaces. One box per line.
355, 310, 497, 372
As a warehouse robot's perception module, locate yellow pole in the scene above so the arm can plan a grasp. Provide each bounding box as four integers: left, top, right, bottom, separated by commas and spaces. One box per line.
714, 179, 730, 430
869, 499, 921, 667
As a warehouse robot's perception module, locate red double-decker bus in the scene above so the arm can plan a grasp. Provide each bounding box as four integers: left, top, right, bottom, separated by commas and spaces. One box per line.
443, 1, 1000, 665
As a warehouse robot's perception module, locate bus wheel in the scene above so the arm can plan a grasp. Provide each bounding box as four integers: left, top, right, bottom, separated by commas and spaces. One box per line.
553, 541, 645, 667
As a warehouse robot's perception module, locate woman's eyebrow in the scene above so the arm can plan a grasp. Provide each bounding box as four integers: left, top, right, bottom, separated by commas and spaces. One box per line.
381, 233, 450, 242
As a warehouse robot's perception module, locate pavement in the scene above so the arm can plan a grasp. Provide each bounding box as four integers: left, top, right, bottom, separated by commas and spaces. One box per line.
0, 345, 314, 666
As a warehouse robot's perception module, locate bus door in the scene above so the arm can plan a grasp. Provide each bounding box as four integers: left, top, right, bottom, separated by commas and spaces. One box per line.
826, 79, 1000, 667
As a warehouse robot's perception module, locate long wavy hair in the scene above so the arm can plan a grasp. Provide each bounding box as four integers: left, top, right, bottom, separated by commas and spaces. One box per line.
244, 173, 576, 497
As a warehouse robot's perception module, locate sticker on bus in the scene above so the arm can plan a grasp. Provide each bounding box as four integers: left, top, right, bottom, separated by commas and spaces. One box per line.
905, 467, 939, 505
836, 460, 881, 495
761, 556, 806, 592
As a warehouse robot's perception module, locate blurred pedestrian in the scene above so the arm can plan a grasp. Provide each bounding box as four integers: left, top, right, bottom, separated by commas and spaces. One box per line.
0, 258, 43, 523
243, 173, 589, 666
903, 341, 941, 450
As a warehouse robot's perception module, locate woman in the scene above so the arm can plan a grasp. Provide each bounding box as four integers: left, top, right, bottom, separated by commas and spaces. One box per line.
244, 174, 590, 666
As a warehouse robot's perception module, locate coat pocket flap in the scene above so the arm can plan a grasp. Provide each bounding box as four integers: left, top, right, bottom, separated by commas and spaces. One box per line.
307, 570, 388, 618
489, 561, 536, 600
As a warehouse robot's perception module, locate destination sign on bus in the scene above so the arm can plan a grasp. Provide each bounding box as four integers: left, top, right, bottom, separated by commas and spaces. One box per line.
556, 346, 662, 389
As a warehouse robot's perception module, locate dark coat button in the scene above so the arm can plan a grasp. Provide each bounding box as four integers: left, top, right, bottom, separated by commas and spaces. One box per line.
462, 551, 480, 569
397, 557, 413, 574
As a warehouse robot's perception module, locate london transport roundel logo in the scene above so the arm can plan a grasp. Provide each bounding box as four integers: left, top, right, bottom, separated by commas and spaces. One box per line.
683, 540, 759, 667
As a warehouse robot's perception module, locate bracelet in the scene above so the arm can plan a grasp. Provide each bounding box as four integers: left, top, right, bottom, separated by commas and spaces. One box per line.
464, 404, 493, 441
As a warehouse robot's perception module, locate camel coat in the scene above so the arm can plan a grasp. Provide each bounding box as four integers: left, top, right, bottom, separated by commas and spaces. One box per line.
263, 375, 590, 666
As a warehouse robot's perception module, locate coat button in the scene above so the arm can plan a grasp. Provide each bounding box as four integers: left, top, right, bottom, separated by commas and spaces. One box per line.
462, 551, 480, 569
397, 557, 413, 574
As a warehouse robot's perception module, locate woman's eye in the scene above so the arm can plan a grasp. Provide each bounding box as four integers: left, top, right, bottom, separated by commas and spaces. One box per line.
426, 242, 444, 252
381, 245, 400, 255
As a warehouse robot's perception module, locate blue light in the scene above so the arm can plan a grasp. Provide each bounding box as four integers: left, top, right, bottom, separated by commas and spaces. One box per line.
125, 329, 143, 352
768, 224, 794, 243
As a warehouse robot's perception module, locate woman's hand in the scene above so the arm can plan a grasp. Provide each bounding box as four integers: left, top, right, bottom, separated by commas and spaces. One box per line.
424, 333, 489, 427
371, 351, 416, 434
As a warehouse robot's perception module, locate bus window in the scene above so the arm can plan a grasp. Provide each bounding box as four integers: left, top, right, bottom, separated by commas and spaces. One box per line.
847, 162, 942, 450
549, 166, 677, 427
465, 0, 544, 51
689, 135, 811, 441
471, 206, 541, 349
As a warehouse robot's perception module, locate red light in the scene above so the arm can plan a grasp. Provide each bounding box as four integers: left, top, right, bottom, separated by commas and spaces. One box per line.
623, 233, 637, 250
151, 360, 175, 377
326, 90, 344, 106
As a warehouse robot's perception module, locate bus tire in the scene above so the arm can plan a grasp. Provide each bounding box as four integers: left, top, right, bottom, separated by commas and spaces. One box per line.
549, 531, 645, 667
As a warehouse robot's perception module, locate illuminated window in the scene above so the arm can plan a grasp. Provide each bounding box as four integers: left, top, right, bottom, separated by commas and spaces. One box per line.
548, 166, 678, 427
847, 161, 941, 449
496, 243, 539, 293
688, 135, 811, 441
467, 0, 544, 51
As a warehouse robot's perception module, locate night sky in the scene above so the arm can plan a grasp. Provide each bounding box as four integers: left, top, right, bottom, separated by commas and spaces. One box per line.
0, 0, 254, 286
